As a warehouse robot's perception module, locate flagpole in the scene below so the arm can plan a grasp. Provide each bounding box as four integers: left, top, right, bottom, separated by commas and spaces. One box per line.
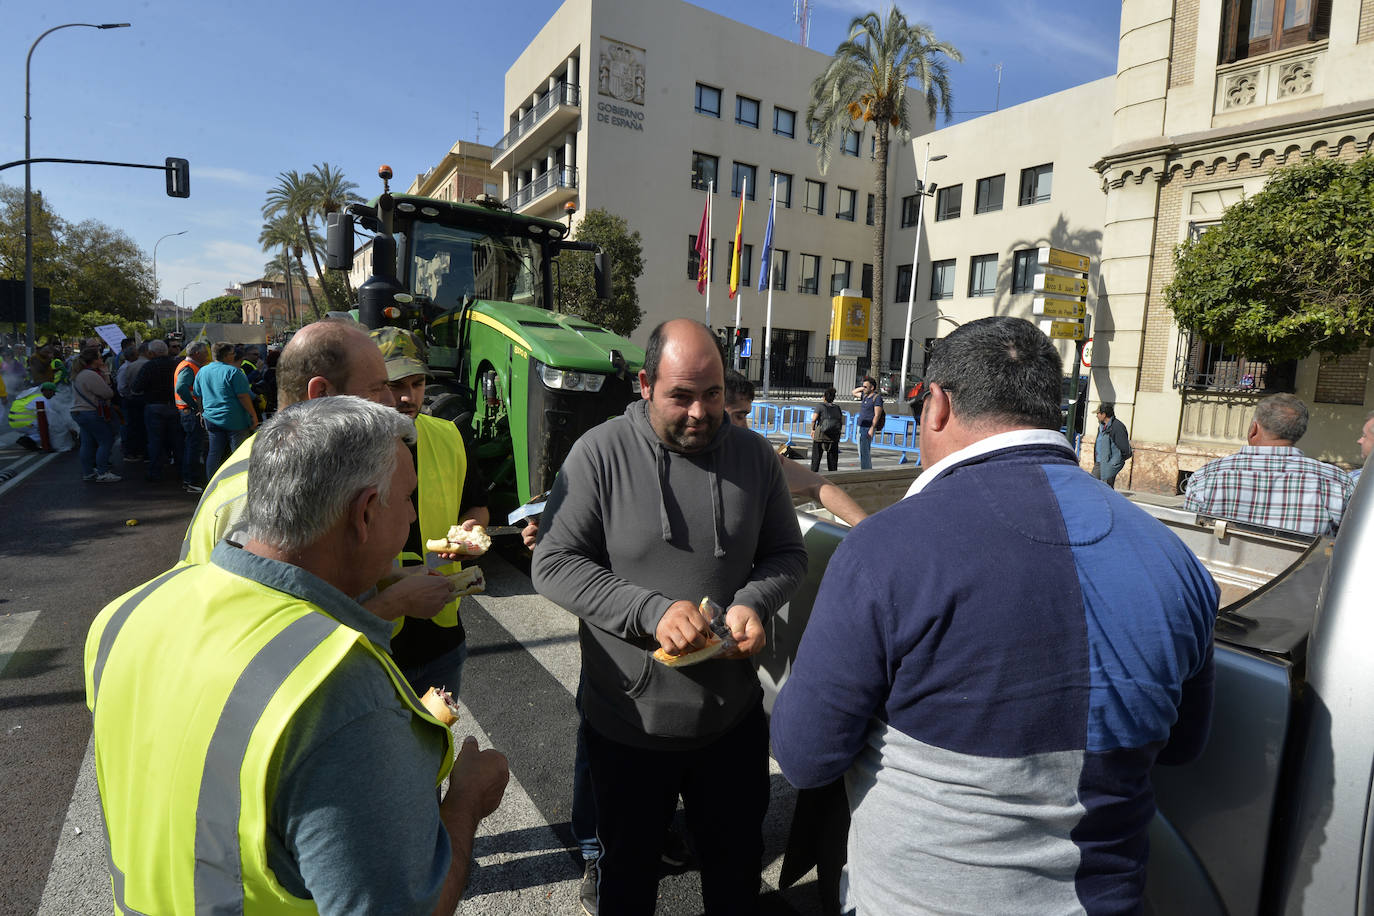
733, 175, 747, 369
763, 174, 778, 400
705, 180, 714, 329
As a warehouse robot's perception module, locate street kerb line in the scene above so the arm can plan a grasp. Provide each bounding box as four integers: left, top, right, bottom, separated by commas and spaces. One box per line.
0, 451, 59, 500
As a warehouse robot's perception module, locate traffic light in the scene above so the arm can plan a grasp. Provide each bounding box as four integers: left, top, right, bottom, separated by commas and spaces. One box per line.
165, 157, 190, 198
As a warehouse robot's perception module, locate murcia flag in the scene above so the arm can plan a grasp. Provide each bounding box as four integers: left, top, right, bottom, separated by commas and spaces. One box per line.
694, 196, 711, 294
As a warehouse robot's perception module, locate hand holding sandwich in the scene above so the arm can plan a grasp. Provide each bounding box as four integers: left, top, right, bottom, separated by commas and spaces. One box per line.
720, 605, 766, 658
365, 567, 456, 621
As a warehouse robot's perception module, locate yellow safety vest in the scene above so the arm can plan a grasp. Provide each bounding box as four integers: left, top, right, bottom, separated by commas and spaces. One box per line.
407, 413, 470, 629
84, 560, 455, 915
179, 433, 256, 566
8, 389, 44, 429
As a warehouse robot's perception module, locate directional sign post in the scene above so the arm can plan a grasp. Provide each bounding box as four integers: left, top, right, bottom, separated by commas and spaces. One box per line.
1032, 297, 1087, 320
1032, 247, 1093, 446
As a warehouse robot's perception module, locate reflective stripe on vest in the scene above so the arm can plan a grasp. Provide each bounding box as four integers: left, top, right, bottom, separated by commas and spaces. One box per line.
180, 434, 256, 565
86, 560, 455, 914
410, 414, 470, 629
174, 358, 199, 409
8, 390, 42, 428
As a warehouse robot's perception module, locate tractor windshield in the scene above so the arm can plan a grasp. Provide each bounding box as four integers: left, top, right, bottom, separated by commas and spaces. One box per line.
407, 220, 545, 310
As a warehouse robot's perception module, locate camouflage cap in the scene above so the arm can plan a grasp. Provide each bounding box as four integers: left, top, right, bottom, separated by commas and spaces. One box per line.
369, 326, 429, 381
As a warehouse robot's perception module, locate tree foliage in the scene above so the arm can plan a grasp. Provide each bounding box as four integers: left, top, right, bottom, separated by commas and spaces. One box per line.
556, 208, 644, 337
0, 184, 155, 326
191, 295, 244, 323
1167, 154, 1374, 362
261, 163, 361, 313
808, 9, 961, 362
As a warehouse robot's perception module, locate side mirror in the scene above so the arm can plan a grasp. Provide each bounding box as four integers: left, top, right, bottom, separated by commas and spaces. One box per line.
325, 212, 355, 271
595, 251, 614, 301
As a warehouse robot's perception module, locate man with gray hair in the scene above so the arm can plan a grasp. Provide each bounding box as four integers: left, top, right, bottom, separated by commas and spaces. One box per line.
1184, 392, 1354, 535
86, 396, 510, 914
134, 339, 183, 480
773, 317, 1217, 915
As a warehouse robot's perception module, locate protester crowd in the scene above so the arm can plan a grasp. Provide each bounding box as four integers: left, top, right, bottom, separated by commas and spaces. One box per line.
50, 312, 1367, 916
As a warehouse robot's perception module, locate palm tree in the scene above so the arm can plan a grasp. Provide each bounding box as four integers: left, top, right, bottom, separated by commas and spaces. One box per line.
264, 170, 334, 311
309, 162, 361, 301
808, 8, 961, 367
259, 214, 320, 320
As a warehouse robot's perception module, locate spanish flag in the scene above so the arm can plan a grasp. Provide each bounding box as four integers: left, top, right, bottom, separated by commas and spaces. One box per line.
728, 191, 745, 299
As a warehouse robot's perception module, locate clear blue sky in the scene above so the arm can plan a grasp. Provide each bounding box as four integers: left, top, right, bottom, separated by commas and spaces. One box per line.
1, 0, 1121, 310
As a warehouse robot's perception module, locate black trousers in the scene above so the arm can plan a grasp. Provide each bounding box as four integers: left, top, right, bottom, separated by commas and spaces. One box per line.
585, 703, 769, 915
811, 438, 839, 472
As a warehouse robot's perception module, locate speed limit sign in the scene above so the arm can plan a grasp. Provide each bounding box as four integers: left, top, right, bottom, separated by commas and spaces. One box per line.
1081, 337, 1094, 368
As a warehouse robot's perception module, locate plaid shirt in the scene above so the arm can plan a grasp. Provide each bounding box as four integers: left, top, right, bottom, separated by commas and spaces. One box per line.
1183, 445, 1354, 536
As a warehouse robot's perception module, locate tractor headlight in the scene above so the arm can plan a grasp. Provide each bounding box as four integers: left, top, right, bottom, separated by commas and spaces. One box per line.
535, 360, 606, 393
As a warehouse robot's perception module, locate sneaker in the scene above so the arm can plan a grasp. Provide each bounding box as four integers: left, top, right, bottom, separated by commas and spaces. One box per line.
579, 857, 599, 916
82, 473, 98, 481
660, 823, 695, 869
94, 471, 122, 483
183, 482, 204, 494
16, 436, 38, 451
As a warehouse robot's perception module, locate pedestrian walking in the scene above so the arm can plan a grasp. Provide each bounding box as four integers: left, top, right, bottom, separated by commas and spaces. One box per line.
1092, 403, 1132, 489
192, 342, 259, 479
135, 340, 184, 481
175, 342, 209, 492
811, 386, 844, 472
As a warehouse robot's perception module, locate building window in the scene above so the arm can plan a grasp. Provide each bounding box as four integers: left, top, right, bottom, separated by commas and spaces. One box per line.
831, 259, 852, 296
842, 130, 861, 157
691, 152, 718, 191
800, 253, 822, 294
1175, 330, 1298, 392
900, 195, 919, 228
771, 249, 789, 291
836, 187, 857, 221
695, 83, 721, 117
975, 175, 1005, 214
968, 254, 997, 297
732, 162, 757, 200
804, 179, 825, 215
895, 264, 914, 302
770, 171, 793, 208
935, 184, 962, 221
688, 235, 717, 282
889, 338, 906, 367
1011, 249, 1038, 294
870, 136, 877, 159
1222, 0, 1331, 62
866, 194, 875, 226
930, 259, 956, 300
774, 106, 796, 138
735, 95, 760, 128
727, 242, 754, 286
862, 263, 873, 299
1019, 164, 1053, 205
807, 120, 823, 146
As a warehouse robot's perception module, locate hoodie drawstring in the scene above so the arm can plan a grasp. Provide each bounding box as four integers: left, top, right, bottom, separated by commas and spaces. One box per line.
655, 443, 727, 558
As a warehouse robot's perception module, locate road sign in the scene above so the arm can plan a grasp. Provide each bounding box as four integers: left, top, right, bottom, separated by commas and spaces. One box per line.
1081, 336, 1094, 367
741, 336, 753, 358
1039, 318, 1086, 341
1037, 247, 1091, 273
1032, 297, 1087, 319
1034, 273, 1089, 297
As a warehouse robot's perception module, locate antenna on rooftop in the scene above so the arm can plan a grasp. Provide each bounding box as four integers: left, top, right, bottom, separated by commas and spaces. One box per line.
472, 110, 483, 143
793, 0, 811, 48
994, 63, 1003, 112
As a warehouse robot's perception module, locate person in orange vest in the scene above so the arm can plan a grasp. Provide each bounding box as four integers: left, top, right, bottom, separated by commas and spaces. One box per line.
174, 341, 210, 493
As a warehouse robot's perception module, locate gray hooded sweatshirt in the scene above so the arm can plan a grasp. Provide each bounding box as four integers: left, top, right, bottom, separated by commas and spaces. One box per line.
531, 399, 807, 750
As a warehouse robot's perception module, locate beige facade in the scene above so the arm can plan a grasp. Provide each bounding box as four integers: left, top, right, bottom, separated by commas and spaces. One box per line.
405, 140, 500, 204
237, 276, 317, 335
498, 0, 908, 365
1098, 0, 1374, 491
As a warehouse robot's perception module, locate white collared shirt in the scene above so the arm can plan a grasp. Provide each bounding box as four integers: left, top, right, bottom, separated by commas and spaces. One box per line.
905, 429, 1077, 499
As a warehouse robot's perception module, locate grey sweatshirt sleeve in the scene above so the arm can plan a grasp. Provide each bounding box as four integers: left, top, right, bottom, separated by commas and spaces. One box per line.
530, 438, 675, 639
730, 448, 808, 620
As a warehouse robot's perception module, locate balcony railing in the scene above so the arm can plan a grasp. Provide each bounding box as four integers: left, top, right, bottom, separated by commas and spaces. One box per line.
494, 82, 581, 155
504, 166, 578, 211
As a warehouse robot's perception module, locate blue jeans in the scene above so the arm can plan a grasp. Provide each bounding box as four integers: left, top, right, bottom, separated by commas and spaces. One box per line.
144, 403, 183, 480
179, 409, 204, 484
75, 410, 116, 476
204, 420, 250, 479
572, 717, 600, 862
858, 426, 874, 469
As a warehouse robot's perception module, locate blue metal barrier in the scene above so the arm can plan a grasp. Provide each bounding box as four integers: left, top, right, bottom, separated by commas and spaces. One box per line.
749, 400, 921, 465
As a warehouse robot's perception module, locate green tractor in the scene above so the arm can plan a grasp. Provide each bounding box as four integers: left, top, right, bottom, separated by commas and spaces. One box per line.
326, 166, 644, 517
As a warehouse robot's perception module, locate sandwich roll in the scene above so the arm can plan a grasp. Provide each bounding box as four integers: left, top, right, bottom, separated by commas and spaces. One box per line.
425, 524, 492, 556
421, 686, 460, 726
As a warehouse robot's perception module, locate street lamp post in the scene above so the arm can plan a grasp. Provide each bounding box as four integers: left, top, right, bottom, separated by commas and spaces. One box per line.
152, 229, 188, 317
23, 21, 131, 352
899, 146, 947, 393
179, 282, 200, 336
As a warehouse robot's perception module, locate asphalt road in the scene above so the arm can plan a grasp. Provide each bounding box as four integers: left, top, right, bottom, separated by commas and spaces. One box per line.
1, 436, 834, 915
